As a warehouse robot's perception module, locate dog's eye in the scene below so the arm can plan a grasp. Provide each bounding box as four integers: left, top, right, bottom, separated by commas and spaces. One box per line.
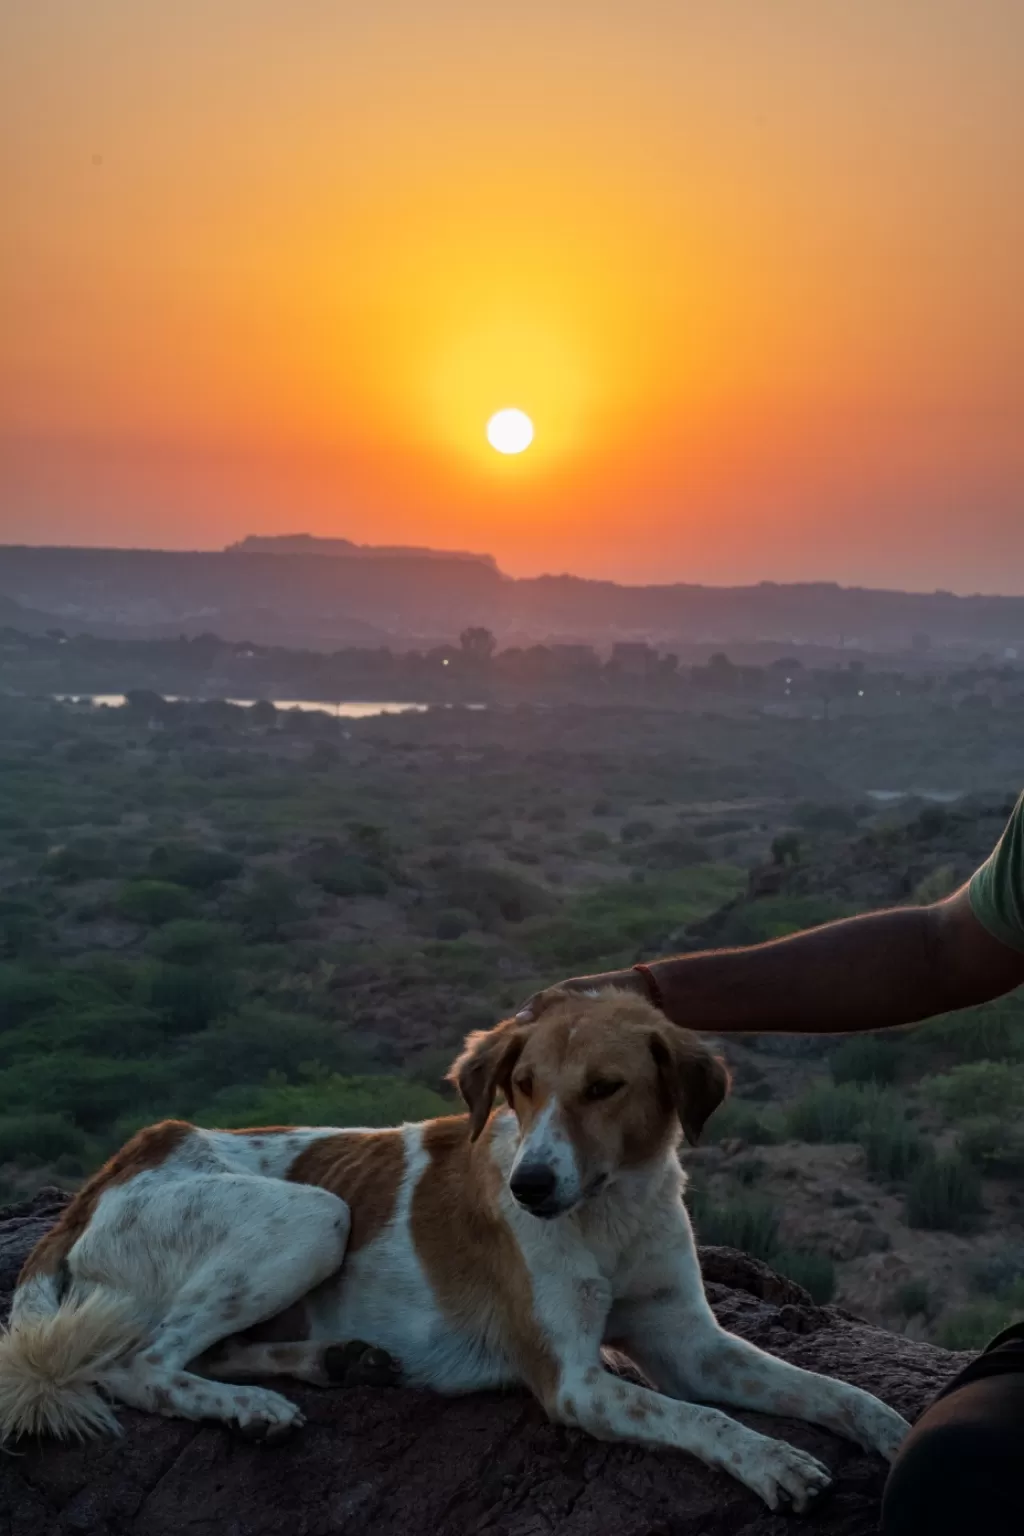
583, 1078, 625, 1102
514, 1073, 534, 1099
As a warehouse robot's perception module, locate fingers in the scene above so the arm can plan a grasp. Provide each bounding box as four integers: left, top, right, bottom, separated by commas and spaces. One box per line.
514, 972, 643, 1022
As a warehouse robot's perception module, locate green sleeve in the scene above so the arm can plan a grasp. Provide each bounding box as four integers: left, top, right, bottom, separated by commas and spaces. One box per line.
969, 793, 1024, 954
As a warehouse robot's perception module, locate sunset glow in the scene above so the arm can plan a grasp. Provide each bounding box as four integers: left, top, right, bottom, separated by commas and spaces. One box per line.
2, 2, 1023, 588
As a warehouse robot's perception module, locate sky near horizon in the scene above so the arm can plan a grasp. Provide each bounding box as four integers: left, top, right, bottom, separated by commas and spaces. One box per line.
3, 2, 1023, 591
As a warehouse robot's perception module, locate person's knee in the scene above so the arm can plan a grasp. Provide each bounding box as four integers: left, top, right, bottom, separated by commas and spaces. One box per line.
883, 1416, 1023, 1536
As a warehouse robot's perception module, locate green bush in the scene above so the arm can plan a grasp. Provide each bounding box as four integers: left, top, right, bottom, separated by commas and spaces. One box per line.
704, 1098, 783, 1146
687, 1189, 780, 1262
227, 869, 302, 941
687, 1187, 835, 1301
937, 1301, 1024, 1352
957, 1115, 1024, 1175
906, 1153, 983, 1232
314, 854, 389, 898
620, 819, 656, 843
577, 829, 610, 853
41, 836, 115, 881
435, 909, 474, 941
141, 964, 237, 1032
860, 1117, 928, 1182
924, 1061, 1024, 1120
0, 1054, 175, 1134
147, 920, 236, 966
148, 843, 243, 890
786, 1082, 891, 1143
773, 1248, 837, 1305
908, 1000, 1024, 1067
116, 880, 196, 926
200, 1072, 453, 1129
831, 1036, 902, 1086
0, 1113, 91, 1166
178, 1005, 376, 1095
970, 1243, 1024, 1296
893, 1278, 933, 1320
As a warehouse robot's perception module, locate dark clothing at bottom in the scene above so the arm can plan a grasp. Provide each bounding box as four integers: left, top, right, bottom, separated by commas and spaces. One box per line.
882, 1329, 1024, 1536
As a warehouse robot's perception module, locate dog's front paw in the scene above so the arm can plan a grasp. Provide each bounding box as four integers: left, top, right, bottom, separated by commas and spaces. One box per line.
732, 1433, 833, 1514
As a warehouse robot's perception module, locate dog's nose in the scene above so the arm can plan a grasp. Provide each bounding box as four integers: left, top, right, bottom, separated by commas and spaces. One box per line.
510, 1163, 557, 1212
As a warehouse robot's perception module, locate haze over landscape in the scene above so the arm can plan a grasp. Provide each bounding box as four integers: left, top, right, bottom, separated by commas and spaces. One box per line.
3, 2, 1023, 589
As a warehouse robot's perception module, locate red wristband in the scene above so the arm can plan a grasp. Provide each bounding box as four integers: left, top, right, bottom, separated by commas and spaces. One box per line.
632, 963, 665, 1014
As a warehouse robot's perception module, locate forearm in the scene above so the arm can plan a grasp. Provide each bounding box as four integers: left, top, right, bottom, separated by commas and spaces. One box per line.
648, 902, 1012, 1035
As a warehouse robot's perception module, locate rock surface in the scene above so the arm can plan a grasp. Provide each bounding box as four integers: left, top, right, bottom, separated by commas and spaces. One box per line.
0, 1188, 968, 1536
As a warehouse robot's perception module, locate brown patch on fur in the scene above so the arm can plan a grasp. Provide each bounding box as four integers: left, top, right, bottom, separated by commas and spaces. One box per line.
648, 1027, 730, 1146
411, 1116, 560, 1404
18, 1120, 192, 1284
448, 1021, 526, 1139
626, 1402, 648, 1422
286, 1130, 404, 1254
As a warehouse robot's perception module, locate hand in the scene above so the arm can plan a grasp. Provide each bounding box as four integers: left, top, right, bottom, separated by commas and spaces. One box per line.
515, 968, 650, 1022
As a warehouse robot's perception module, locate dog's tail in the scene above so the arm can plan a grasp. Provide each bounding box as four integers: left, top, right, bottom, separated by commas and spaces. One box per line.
0, 1286, 144, 1443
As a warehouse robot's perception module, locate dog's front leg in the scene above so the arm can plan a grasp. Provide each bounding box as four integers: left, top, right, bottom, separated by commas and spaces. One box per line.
523, 1268, 831, 1513
619, 1283, 908, 1461
546, 1365, 832, 1513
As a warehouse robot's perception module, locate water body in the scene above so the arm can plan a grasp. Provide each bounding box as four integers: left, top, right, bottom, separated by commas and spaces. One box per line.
866, 789, 963, 805
55, 695, 461, 718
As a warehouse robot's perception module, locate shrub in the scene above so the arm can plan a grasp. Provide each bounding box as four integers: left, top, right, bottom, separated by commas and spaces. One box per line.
435, 909, 474, 941
893, 1278, 933, 1320
957, 1115, 1024, 1175
147, 920, 236, 966
178, 1005, 376, 1095
937, 1301, 1024, 1352
687, 1189, 780, 1262
149, 843, 243, 890
0, 1113, 91, 1166
436, 865, 556, 930
786, 1082, 891, 1143
905, 1153, 983, 1232
924, 1061, 1024, 1120
970, 1244, 1024, 1296
860, 1118, 928, 1182
116, 880, 196, 926
141, 964, 237, 1032
578, 829, 610, 853
314, 854, 389, 898
773, 1248, 837, 1305
620, 819, 656, 844
704, 1098, 783, 1146
228, 869, 302, 941
200, 1072, 453, 1129
42, 836, 115, 881
0, 1054, 175, 1134
830, 1036, 902, 1086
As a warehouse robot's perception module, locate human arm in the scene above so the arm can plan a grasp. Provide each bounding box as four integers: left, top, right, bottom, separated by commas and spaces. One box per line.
519, 885, 1024, 1034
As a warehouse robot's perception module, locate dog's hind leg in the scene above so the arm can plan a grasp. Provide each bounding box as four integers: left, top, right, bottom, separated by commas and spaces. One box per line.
93, 1175, 349, 1434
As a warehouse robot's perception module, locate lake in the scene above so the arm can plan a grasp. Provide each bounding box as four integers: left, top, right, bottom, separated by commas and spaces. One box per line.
55, 695, 462, 718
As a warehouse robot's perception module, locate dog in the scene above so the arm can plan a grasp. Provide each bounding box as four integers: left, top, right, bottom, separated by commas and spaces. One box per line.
0, 988, 908, 1511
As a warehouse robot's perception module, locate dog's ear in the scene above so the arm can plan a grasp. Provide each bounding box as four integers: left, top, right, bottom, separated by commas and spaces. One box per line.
649, 1028, 731, 1146
448, 1020, 527, 1141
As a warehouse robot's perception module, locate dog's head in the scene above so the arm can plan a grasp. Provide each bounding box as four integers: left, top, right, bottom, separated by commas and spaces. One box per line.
448, 987, 730, 1219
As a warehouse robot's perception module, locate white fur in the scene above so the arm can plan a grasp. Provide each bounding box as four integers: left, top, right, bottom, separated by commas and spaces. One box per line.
509, 1099, 583, 1211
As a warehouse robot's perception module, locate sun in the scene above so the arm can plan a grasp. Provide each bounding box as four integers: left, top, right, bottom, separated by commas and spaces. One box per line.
486, 408, 534, 455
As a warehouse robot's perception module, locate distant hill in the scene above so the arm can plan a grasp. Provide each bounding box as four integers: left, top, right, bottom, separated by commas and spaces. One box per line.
3, 543, 1024, 654
228, 534, 498, 569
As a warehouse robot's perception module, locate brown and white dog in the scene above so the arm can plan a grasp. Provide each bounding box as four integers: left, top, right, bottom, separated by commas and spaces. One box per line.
0, 989, 907, 1510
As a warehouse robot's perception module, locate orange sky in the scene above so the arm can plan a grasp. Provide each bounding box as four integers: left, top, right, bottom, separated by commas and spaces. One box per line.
2, 1, 1023, 589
